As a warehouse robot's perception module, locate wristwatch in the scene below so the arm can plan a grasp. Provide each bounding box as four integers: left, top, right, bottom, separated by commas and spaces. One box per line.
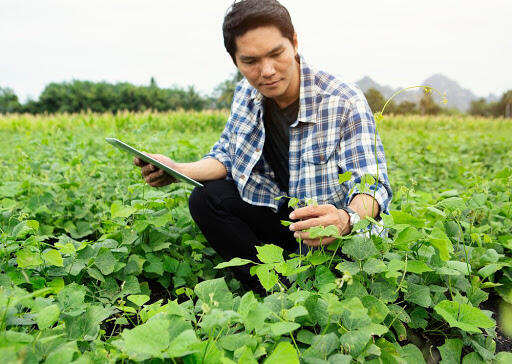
341, 206, 361, 228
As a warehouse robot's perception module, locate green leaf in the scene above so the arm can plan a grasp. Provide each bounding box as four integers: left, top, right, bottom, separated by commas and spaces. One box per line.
439, 338, 463, 364
256, 244, 284, 264
127, 294, 150, 307
64, 305, 113, 340
111, 202, 137, 218
342, 236, 378, 260
407, 260, 433, 274
404, 283, 432, 308
462, 352, 485, 364
409, 307, 429, 329
167, 329, 199, 358
429, 227, 454, 261
264, 342, 299, 364
338, 171, 352, 184
437, 197, 466, 212
267, 321, 301, 336
361, 295, 389, 323
194, 277, 233, 310
339, 329, 372, 358
253, 264, 278, 291
122, 318, 170, 356
36, 304, 60, 330
390, 210, 424, 228
394, 226, 423, 249
288, 197, 299, 208
434, 300, 495, 333
363, 258, 387, 275
304, 332, 339, 358
215, 257, 254, 269
401, 344, 426, 364
219, 333, 256, 352
495, 352, 512, 364
94, 248, 117, 275
327, 354, 352, 364
42, 249, 64, 267
17, 248, 43, 268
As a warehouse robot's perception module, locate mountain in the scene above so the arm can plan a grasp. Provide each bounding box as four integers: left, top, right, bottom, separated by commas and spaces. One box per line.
355, 76, 417, 104
421, 74, 477, 111
356, 74, 484, 112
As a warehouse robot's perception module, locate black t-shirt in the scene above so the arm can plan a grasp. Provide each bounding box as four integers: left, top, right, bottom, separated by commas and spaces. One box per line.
262, 97, 300, 193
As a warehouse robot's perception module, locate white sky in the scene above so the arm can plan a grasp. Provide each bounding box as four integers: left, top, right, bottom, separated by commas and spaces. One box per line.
1, 0, 511, 102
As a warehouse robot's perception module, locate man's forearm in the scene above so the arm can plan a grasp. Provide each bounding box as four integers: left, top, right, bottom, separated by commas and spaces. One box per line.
176, 158, 227, 182
348, 194, 380, 220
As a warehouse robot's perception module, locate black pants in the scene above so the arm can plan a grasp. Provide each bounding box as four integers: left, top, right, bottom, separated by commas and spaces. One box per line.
188, 179, 297, 284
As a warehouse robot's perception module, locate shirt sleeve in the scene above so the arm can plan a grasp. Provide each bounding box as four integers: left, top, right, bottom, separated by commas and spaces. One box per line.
337, 92, 393, 214
203, 120, 233, 177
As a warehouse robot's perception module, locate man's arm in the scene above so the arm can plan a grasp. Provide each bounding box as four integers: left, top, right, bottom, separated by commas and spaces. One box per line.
134, 154, 227, 187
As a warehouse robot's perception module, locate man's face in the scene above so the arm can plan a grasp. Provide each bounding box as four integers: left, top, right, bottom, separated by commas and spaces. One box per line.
234, 25, 300, 108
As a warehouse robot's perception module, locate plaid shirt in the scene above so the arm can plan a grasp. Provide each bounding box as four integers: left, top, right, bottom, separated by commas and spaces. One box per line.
204, 55, 392, 215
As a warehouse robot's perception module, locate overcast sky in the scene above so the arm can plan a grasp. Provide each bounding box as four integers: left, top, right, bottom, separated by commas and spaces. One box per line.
1, 0, 510, 102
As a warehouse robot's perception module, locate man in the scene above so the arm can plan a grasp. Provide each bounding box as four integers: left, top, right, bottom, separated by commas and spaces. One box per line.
135, 0, 392, 284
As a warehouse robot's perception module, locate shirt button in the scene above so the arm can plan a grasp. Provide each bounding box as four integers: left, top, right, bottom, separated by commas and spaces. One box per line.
240, 174, 246, 180
319, 154, 325, 162
256, 148, 261, 153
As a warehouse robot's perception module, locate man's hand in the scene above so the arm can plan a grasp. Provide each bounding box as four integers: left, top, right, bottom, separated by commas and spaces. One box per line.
288, 204, 351, 246
133, 153, 178, 187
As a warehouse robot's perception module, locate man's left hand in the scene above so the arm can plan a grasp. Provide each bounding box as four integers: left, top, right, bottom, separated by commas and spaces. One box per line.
288, 204, 350, 246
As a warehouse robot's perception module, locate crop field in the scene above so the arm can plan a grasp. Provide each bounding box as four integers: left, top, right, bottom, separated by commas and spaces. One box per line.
1, 112, 511, 363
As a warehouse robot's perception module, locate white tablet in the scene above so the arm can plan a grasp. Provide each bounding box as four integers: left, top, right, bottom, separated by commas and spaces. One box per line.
106, 138, 203, 188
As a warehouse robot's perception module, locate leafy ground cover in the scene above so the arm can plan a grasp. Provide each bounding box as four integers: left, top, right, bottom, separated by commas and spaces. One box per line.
1, 112, 511, 363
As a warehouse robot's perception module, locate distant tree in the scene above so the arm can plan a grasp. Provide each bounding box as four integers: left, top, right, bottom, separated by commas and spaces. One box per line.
469, 98, 493, 117
30, 80, 208, 114
419, 93, 441, 115
0, 87, 21, 113
394, 100, 418, 115
213, 70, 243, 109
497, 90, 512, 118
364, 88, 386, 113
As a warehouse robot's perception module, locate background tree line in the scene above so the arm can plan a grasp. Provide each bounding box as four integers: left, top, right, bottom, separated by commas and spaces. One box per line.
1, 74, 510, 116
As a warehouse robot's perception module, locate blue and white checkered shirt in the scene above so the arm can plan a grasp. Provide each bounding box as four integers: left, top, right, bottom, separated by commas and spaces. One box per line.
204, 55, 392, 215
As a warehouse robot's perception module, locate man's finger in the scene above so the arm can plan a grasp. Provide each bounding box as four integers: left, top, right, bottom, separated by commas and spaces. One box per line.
303, 237, 336, 247
141, 164, 158, 176
133, 157, 148, 167
146, 170, 164, 183
290, 205, 331, 220
289, 217, 324, 232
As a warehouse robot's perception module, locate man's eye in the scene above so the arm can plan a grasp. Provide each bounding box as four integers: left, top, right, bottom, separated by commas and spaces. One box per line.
271, 51, 284, 57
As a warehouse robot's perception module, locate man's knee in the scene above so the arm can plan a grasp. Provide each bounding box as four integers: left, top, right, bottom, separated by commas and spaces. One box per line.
188, 186, 207, 223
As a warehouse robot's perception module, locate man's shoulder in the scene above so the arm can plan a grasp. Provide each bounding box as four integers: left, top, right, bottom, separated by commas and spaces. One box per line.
308, 66, 365, 104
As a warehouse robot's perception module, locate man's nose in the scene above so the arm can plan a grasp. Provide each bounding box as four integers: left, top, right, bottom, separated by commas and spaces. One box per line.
261, 59, 276, 78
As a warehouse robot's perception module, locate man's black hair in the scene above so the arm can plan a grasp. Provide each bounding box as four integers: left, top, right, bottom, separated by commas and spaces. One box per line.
223, 0, 295, 65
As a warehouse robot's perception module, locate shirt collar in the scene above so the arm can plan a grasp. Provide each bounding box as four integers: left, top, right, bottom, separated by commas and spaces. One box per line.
248, 54, 318, 125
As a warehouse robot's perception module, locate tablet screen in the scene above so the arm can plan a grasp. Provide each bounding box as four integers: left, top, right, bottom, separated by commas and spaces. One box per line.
106, 138, 204, 188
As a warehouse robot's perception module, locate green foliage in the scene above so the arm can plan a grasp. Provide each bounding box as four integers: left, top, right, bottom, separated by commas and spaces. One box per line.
0, 112, 511, 363
0, 87, 21, 113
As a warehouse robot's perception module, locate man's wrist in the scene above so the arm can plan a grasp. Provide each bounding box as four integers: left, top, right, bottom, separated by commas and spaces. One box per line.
337, 209, 352, 235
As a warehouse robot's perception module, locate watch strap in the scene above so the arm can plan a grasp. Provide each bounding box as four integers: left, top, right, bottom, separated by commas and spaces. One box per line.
341, 206, 357, 216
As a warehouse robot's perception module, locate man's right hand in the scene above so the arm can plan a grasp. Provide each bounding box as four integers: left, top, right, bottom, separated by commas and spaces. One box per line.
133, 153, 178, 187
